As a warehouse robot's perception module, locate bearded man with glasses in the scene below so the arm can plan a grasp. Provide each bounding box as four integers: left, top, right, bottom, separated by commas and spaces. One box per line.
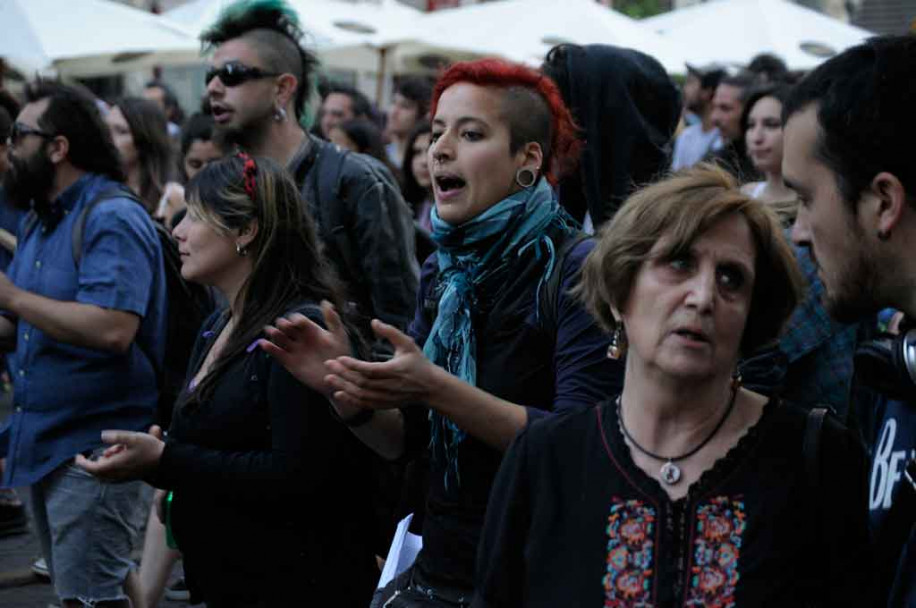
0, 80, 167, 608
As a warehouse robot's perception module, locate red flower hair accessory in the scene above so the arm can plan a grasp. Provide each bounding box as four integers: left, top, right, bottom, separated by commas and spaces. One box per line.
237, 152, 257, 201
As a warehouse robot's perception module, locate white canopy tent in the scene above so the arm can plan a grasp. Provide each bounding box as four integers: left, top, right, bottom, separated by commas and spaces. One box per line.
642, 0, 875, 71
166, 0, 462, 100
165, 0, 464, 73
0, 0, 199, 78
412, 0, 685, 73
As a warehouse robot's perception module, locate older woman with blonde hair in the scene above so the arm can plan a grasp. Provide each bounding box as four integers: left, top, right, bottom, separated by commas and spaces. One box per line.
473, 164, 873, 607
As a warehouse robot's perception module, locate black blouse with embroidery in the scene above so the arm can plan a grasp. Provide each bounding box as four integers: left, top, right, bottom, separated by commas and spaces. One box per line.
474, 397, 874, 608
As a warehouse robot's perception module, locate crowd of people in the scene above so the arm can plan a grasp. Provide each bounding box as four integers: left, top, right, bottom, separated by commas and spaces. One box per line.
0, 0, 912, 606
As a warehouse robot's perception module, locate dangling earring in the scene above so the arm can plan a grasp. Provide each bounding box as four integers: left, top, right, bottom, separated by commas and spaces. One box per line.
607, 324, 626, 360
515, 167, 537, 189
273, 105, 287, 122
236, 242, 248, 257
731, 370, 743, 391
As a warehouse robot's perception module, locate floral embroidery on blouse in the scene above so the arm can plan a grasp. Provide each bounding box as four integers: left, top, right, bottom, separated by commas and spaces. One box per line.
603, 498, 656, 607
685, 496, 746, 607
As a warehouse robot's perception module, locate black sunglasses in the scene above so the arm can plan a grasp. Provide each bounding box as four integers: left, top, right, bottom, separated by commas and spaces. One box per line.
8, 122, 54, 146
205, 62, 281, 87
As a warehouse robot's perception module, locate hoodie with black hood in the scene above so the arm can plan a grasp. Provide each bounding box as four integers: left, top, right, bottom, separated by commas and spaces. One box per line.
543, 44, 681, 229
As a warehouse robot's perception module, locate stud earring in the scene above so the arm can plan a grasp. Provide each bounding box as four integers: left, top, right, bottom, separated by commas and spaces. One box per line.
236, 242, 248, 257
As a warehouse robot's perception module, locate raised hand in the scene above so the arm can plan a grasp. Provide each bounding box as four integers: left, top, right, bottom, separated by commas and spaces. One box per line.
75, 425, 165, 482
259, 301, 352, 397
325, 319, 442, 410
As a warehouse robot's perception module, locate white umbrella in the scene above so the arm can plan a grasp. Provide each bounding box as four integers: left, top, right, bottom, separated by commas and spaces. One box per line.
166, 0, 440, 72
412, 0, 685, 73
296, 0, 468, 74
642, 0, 875, 71
0, 0, 199, 78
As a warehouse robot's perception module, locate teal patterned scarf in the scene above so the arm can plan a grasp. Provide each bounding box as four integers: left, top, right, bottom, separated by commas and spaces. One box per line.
424, 179, 577, 487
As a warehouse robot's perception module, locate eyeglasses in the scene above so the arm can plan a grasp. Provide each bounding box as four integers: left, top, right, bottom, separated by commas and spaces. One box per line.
205, 62, 281, 87
8, 122, 54, 146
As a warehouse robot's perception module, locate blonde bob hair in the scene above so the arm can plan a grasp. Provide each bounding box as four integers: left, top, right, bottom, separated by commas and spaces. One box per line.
577, 164, 805, 355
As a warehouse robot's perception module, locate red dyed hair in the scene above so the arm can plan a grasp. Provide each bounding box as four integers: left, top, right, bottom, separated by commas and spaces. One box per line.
430, 58, 581, 185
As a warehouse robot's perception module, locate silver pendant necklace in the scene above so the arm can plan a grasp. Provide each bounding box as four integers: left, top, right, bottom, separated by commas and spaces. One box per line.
616, 384, 738, 486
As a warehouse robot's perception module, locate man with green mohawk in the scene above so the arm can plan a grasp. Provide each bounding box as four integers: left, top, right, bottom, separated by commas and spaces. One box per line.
202, 0, 419, 357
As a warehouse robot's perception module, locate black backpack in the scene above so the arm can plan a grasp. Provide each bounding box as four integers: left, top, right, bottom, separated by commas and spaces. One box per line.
24, 186, 215, 426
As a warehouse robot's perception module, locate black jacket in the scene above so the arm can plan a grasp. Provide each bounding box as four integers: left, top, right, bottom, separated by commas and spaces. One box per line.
154, 305, 378, 606
289, 135, 419, 352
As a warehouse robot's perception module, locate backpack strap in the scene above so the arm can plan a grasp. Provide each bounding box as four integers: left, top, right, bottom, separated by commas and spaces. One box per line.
803, 406, 828, 600
539, 232, 590, 336
68, 185, 160, 387
308, 140, 349, 232
71, 186, 143, 266
804, 407, 828, 491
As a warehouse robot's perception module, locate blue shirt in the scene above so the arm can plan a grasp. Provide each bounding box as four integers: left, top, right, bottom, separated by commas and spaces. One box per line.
0, 174, 167, 488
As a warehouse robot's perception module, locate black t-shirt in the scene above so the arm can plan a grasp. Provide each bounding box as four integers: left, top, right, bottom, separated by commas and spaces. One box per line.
152, 304, 378, 606
475, 398, 874, 608
404, 233, 623, 590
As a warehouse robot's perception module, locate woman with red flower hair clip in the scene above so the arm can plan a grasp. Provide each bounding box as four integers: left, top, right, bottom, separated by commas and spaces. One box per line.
259, 58, 623, 606
78, 154, 379, 606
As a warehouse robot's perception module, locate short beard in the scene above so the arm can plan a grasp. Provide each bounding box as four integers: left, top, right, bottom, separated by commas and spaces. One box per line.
2, 149, 55, 212
821, 225, 882, 323
214, 106, 274, 154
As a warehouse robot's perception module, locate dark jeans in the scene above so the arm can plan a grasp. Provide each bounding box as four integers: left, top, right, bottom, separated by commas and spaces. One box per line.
371, 567, 472, 608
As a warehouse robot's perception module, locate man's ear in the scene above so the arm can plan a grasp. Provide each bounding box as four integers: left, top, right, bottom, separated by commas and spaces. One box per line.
275, 74, 298, 112
47, 135, 69, 165
870, 171, 908, 237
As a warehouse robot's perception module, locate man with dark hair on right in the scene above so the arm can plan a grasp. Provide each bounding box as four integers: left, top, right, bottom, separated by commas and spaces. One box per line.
200, 1, 418, 355
705, 71, 758, 181
385, 76, 433, 167
671, 63, 725, 171
783, 34, 915, 608
317, 81, 373, 139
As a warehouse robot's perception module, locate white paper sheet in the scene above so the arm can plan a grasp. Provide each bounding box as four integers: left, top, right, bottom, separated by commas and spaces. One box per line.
377, 513, 423, 589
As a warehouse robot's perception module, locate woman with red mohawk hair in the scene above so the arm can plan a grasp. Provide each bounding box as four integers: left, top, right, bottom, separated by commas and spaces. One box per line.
260, 58, 623, 606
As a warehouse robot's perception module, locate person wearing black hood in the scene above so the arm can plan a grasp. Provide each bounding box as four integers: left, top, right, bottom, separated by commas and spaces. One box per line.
542, 44, 681, 230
